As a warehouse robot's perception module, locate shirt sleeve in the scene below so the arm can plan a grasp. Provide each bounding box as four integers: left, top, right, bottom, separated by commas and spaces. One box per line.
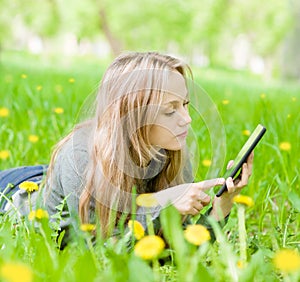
44, 135, 89, 231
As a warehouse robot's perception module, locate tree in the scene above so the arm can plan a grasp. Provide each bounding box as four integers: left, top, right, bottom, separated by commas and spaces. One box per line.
0, 0, 19, 54
280, 0, 300, 79
20, 0, 61, 39
1, 0, 295, 78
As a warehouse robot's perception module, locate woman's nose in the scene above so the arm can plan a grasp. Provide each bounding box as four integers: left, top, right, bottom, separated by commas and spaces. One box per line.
178, 107, 192, 126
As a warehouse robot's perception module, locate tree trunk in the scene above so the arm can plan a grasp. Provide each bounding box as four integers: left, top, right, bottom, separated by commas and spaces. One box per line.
280, 2, 300, 80
99, 7, 123, 57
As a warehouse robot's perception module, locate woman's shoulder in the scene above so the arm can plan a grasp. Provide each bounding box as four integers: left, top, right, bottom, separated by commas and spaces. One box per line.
55, 124, 92, 174
61, 125, 91, 155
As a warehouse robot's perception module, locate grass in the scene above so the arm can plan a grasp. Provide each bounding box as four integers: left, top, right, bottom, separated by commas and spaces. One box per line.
0, 50, 300, 281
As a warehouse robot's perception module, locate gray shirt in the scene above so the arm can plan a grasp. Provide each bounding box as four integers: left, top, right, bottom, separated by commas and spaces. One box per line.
44, 126, 90, 230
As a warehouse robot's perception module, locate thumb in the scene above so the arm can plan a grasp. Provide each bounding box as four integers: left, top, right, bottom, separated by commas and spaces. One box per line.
227, 160, 234, 170
195, 178, 225, 191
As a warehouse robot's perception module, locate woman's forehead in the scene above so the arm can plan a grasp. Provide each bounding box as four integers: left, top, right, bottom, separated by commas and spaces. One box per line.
161, 72, 188, 103
162, 93, 188, 106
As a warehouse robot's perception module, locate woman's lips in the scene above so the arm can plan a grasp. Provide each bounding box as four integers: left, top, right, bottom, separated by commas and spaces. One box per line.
176, 131, 188, 138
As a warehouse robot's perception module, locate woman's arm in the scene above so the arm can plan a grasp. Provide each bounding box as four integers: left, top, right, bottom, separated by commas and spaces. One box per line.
153, 152, 254, 220
153, 178, 225, 215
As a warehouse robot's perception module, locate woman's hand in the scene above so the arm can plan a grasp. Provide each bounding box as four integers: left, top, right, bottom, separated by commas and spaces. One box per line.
210, 152, 254, 221
153, 152, 253, 219
154, 178, 225, 215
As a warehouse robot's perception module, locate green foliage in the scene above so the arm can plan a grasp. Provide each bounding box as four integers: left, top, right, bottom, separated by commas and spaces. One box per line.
55, 0, 101, 40
0, 0, 19, 48
16, 0, 60, 38
0, 0, 296, 75
160, 205, 214, 281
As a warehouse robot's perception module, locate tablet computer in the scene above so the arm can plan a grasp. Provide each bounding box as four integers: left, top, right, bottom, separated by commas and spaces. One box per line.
216, 124, 267, 197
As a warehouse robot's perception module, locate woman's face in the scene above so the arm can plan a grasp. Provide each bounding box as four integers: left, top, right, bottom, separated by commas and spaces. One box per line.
149, 72, 192, 151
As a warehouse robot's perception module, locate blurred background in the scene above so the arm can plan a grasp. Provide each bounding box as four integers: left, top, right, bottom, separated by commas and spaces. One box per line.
1, 0, 299, 81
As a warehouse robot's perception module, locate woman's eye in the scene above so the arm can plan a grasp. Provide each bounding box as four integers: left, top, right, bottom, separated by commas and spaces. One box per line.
183, 101, 190, 107
165, 111, 175, 116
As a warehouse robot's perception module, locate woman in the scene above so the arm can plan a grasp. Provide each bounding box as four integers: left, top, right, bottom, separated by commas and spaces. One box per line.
1, 51, 252, 240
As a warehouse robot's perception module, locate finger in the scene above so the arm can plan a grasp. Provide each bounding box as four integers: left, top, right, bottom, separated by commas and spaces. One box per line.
191, 207, 201, 215
193, 201, 204, 212
238, 163, 249, 187
202, 199, 210, 207
199, 191, 211, 206
226, 177, 235, 193
195, 178, 225, 191
246, 151, 254, 176
247, 151, 254, 162
227, 160, 234, 170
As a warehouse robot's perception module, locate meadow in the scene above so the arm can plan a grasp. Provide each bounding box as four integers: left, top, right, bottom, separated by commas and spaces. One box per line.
0, 50, 300, 282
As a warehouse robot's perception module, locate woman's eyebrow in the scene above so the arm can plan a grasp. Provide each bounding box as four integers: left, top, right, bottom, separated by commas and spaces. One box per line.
163, 97, 189, 106
163, 100, 180, 106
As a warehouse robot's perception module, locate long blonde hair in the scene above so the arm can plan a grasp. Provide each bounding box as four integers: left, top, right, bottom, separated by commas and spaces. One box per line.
47, 52, 192, 237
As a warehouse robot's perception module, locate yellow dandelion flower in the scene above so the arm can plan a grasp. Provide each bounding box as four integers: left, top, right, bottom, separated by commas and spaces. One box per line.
28, 211, 36, 221
28, 135, 39, 143
19, 181, 39, 193
28, 209, 49, 221
36, 85, 42, 91
134, 235, 165, 260
0, 262, 33, 282
260, 93, 266, 99
80, 223, 96, 232
279, 142, 291, 152
0, 150, 10, 160
232, 195, 254, 207
53, 107, 64, 114
222, 99, 230, 105
273, 249, 300, 273
128, 220, 145, 240
0, 107, 9, 117
202, 159, 212, 167
184, 224, 211, 246
21, 74, 27, 79
292, 97, 297, 102
237, 260, 246, 269
68, 78, 75, 83
35, 209, 49, 219
136, 193, 159, 207
242, 130, 251, 136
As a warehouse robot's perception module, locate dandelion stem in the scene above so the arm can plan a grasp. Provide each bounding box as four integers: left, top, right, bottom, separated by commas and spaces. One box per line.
39, 224, 58, 270
146, 212, 154, 235
152, 259, 160, 282
282, 211, 292, 248
86, 236, 99, 267
237, 205, 247, 262
0, 183, 13, 203
28, 192, 32, 212
283, 273, 291, 282
130, 186, 137, 250
0, 191, 22, 217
